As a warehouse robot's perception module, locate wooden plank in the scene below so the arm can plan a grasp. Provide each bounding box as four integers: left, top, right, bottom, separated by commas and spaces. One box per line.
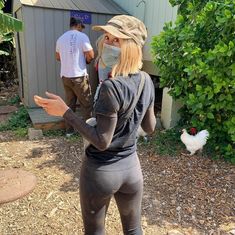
13, 0, 24, 12
28, 108, 65, 131
34, 8, 48, 100
34, 121, 65, 131
63, 10, 70, 32
18, 8, 29, 102
23, 6, 38, 107
30, 0, 46, 8
44, 9, 57, 94
52, 0, 74, 10
48, 0, 65, 10
20, 0, 127, 14
71, 0, 87, 11
21, 0, 33, 5
53, 10, 66, 96
65, 0, 79, 10
14, 8, 24, 100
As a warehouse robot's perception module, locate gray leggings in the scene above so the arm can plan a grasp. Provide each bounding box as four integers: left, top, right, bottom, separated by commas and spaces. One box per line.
79, 154, 143, 235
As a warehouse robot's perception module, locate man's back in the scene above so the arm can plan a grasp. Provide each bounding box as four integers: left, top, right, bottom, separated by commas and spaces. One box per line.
56, 30, 92, 77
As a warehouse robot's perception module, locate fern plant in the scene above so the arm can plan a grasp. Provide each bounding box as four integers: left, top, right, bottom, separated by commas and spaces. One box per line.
0, 0, 23, 55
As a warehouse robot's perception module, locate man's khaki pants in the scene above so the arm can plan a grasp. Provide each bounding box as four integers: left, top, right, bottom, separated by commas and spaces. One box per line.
62, 76, 93, 133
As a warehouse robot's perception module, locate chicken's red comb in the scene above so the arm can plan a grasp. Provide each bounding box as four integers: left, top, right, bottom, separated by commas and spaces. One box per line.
190, 127, 197, 135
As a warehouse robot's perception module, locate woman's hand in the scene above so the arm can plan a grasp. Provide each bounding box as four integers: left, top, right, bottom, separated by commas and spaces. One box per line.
34, 91, 69, 117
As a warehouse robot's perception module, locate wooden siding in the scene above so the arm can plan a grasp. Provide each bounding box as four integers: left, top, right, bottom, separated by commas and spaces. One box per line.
112, 0, 178, 62
15, 5, 116, 107
16, 0, 127, 14
14, 7, 29, 104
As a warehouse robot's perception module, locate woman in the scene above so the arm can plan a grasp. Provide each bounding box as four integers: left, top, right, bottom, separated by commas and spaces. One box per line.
34, 15, 156, 235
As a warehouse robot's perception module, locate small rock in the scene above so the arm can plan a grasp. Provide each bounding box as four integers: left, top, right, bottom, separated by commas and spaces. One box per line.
167, 230, 184, 235
142, 220, 148, 228
199, 220, 205, 225
229, 229, 235, 235
28, 128, 43, 140
171, 199, 176, 205
176, 206, 181, 211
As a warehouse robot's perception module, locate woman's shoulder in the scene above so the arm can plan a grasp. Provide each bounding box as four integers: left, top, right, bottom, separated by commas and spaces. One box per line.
102, 77, 124, 88
140, 71, 152, 81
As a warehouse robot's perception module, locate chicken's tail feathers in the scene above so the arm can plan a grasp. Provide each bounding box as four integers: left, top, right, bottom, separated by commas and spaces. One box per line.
197, 129, 209, 139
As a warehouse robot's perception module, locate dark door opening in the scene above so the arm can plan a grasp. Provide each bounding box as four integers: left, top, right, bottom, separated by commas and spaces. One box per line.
150, 75, 162, 115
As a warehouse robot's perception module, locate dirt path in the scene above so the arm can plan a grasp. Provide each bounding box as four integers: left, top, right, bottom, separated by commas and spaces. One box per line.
0, 85, 234, 234
0, 130, 234, 235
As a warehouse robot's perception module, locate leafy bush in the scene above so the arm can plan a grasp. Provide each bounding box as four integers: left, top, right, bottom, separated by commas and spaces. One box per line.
8, 95, 21, 105
0, 0, 22, 88
0, 0, 22, 33
151, 0, 235, 162
0, 106, 31, 131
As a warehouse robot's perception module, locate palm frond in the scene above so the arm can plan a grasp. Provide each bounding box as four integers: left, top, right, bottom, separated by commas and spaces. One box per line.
0, 12, 23, 33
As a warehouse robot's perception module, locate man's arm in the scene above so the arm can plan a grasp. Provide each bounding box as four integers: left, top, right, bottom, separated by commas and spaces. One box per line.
55, 52, 60, 61
84, 49, 94, 64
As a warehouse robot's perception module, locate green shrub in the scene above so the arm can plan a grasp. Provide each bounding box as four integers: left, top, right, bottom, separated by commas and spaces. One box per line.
0, 106, 31, 131
14, 127, 28, 137
8, 95, 21, 105
151, 0, 235, 162
0, 0, 23, 55
43, 129, 65, 137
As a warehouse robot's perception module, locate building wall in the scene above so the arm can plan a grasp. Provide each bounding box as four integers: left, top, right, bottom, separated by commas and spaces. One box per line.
112, 0, 178, 75
112, 1, 181, 128
16, 5, 114, 107
14, 7, 29, 104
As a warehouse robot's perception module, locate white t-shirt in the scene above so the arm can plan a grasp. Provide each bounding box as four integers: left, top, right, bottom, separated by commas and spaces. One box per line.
56, 30, 93, 77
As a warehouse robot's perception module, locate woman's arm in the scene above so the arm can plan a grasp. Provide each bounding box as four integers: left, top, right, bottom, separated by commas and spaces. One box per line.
34, 92, 117, 151
64, 109, 117, 151
141, 105, 156, 134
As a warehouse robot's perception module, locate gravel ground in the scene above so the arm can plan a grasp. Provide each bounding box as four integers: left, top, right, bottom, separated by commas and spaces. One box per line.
0, 131, 234, 235
0, 86, 234, 234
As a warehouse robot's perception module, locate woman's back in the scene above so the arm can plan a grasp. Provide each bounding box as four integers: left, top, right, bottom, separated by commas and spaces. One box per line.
86, 71, 155, 163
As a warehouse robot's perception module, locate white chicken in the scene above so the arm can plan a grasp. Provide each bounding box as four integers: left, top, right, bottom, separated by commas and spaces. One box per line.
180, 129, 209, 155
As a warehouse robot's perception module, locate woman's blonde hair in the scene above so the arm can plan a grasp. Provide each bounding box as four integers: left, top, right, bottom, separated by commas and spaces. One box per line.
112, 39, 143, 77
94, 35, 105, 67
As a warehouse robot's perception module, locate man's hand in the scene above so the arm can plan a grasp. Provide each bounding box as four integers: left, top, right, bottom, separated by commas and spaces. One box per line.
84, 49, 94, 64
55, 52, 60, 61
34, 92, 69, 117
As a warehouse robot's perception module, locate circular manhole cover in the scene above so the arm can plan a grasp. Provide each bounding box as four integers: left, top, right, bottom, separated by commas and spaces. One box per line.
0, 169, 37, 204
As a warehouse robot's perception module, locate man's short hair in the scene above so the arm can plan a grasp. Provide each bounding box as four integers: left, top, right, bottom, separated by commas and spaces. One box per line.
70, 17, 85, 28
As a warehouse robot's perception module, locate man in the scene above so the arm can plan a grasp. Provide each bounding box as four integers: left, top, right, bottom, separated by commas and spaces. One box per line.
77, 19, 85, 32
56, 17, 94, 136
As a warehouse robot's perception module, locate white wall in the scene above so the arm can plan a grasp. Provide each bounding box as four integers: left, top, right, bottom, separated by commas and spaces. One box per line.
112, 0, 178, 61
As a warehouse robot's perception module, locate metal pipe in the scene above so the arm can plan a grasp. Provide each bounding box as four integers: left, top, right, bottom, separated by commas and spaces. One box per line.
136, 0, 146, 23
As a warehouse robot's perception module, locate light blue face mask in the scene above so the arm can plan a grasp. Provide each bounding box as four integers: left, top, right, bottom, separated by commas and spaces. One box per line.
101, 43, 121, 67
98, 60, 111, 82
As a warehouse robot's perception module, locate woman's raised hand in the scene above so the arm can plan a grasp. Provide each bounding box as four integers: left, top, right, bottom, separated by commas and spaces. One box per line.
34, 91, 69, 117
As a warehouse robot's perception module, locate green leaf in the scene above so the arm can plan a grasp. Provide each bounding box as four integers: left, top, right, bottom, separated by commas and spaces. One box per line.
0, 49, 9, 55
0, 1, 4, 9
231, 63, 235, 76
0, 12, 23, 33
224, 9, 232, 18
196, 85, 202, 91
207, 113, 214, 119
